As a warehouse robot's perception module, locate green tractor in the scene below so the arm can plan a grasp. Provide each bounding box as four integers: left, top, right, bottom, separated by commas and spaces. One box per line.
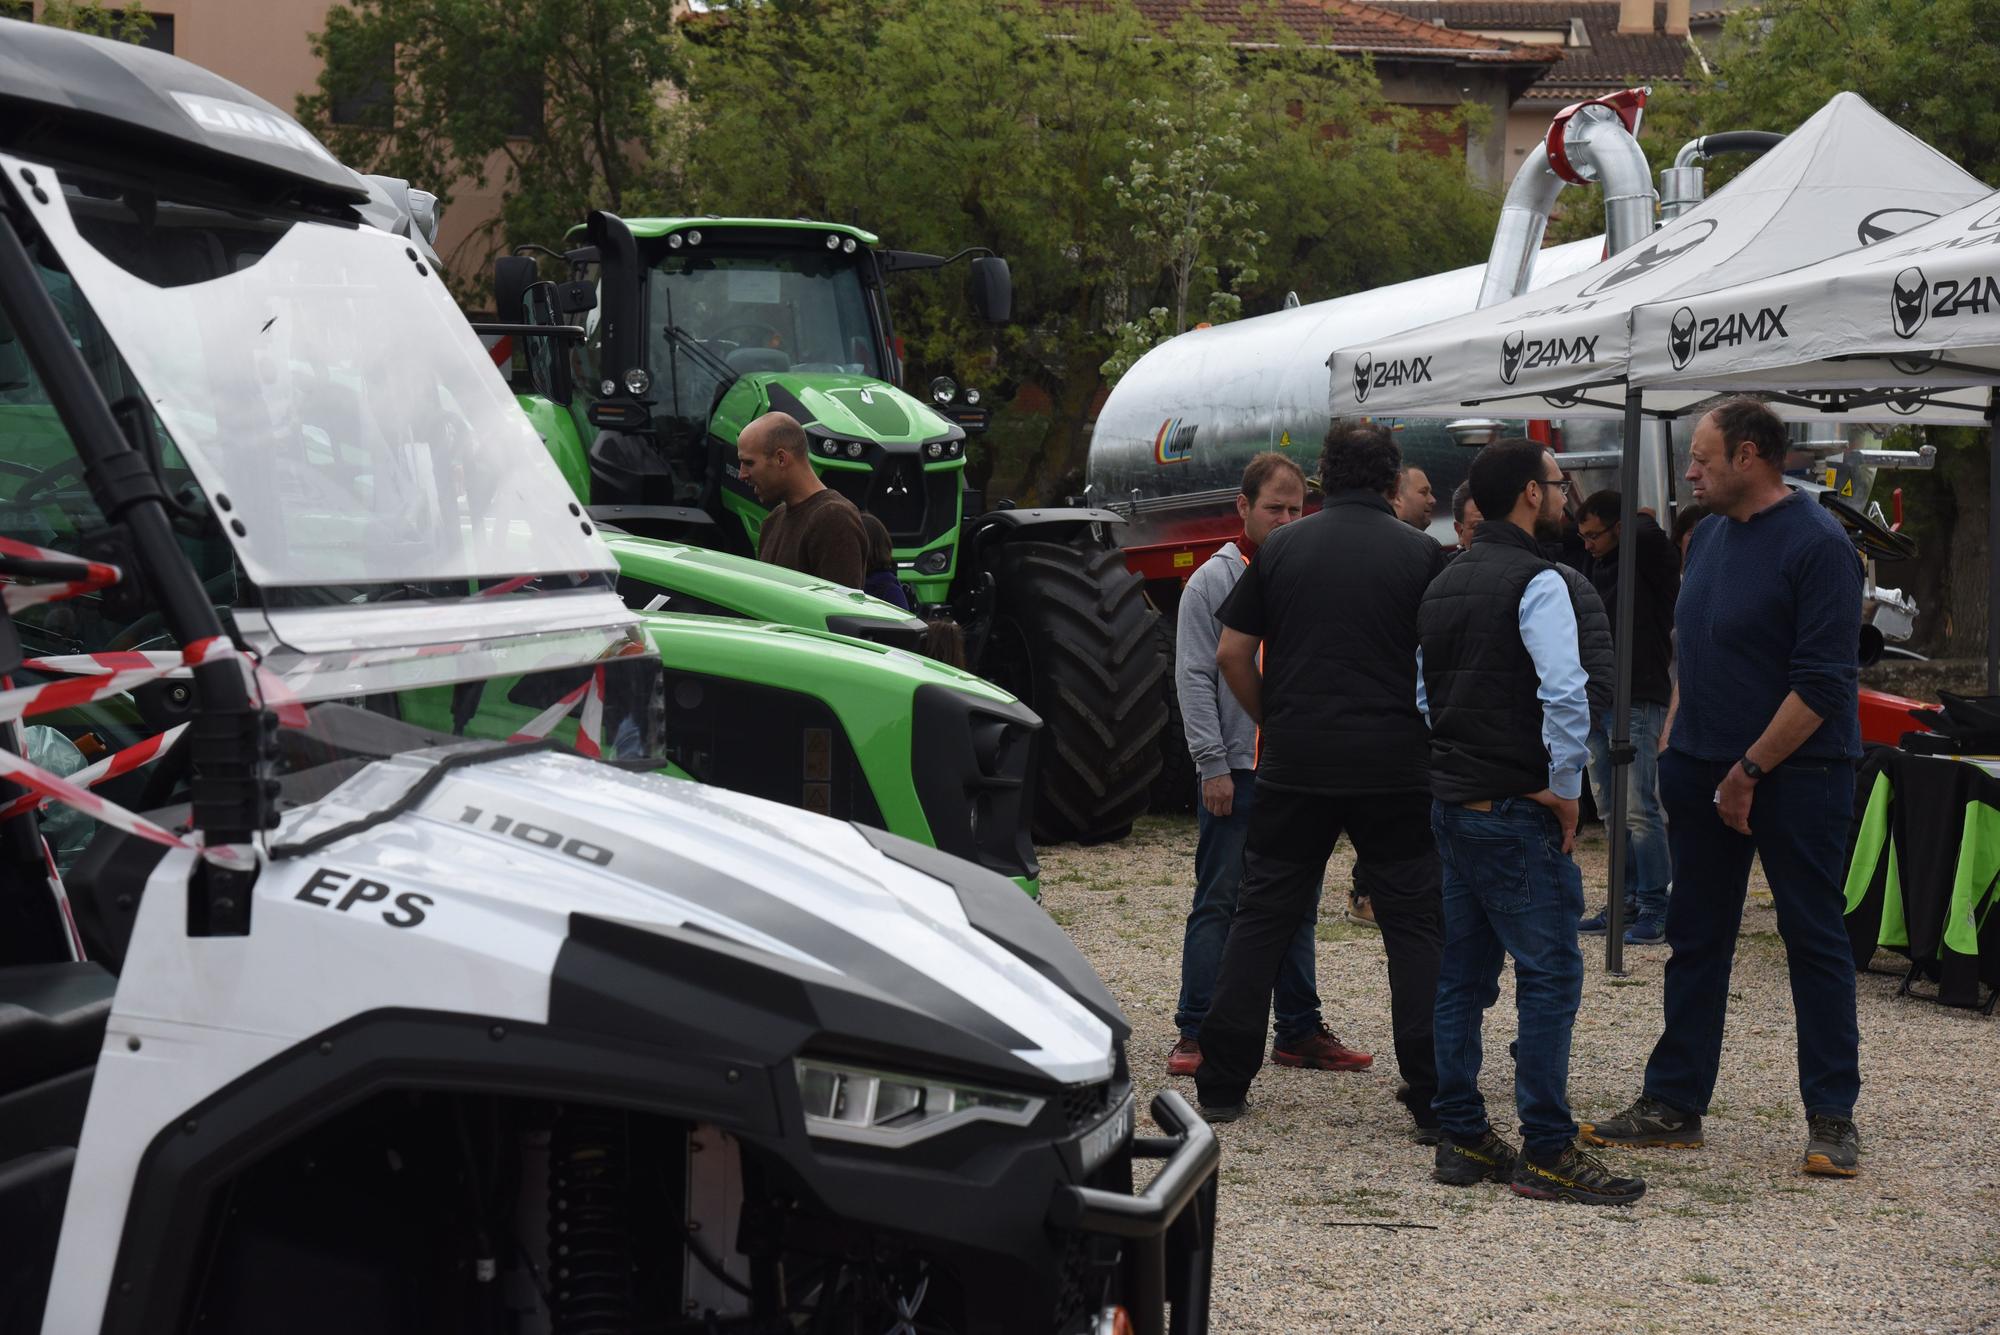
493, 213, 1165, 844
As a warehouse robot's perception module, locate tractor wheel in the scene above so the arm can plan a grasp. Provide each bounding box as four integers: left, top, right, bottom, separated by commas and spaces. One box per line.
1147, 616, 1196, 814
979, 540, 1166, 845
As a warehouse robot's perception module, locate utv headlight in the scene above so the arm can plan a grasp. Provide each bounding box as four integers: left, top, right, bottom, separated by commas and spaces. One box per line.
794, 1058, 1043, 1147
845, 440, 865, 459
819, 438, 840, 456
926, 441, 943, 460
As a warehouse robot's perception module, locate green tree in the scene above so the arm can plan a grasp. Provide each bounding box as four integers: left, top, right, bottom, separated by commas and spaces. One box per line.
28, 0, 152, 42
1644, 0, 2000, 657
1101, 47, 1264, 386
298, 0, 684, 302
672, 0, 1497, 502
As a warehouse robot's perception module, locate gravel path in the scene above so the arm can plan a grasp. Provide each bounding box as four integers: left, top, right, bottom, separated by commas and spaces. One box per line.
1042, 816, 2000, 1334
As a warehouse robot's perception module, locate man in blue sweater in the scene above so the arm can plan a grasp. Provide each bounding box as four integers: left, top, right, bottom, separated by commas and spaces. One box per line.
1583, 397, 1865, 1178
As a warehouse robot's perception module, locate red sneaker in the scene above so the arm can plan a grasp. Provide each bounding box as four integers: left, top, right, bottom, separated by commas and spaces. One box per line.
1271, 1024, 1373, 1071
1166, 1036, 1202, 1076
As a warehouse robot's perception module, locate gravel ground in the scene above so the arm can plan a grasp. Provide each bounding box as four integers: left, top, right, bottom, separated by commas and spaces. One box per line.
1041, 816, 2000, 1335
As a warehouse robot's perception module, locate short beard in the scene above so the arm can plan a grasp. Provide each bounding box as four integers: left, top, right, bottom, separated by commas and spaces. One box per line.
1533, 512, 1563, 544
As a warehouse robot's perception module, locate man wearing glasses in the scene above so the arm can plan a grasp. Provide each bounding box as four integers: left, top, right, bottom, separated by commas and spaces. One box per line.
1417, 439, 1640, 1206
1575, 491, 1681, 944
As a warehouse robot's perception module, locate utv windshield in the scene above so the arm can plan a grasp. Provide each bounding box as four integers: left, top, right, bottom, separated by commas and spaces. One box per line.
646, 244, 882, 426
5, 150, 610, 590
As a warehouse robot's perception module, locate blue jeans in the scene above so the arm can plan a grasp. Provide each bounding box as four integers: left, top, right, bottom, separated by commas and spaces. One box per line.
1174, 770, 1322, 1044
1586, 701, 1672, 923
1643, 750, 1860, 1120
1431, 798, 1587, 1160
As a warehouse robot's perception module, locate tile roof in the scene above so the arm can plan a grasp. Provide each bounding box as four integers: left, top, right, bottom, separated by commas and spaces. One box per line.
1044, 1, 1563, 63
1375, 2, 1696, 99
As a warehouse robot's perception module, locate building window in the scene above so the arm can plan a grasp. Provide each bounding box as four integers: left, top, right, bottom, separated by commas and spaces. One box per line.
329, 34, 395, 128
139, 12, 172, 53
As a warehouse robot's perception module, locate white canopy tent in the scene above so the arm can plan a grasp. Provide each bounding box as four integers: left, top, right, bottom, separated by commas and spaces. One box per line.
1627, 188, 2000, 693
1323, 92, 1994, 970
1327, 92, 1991, 424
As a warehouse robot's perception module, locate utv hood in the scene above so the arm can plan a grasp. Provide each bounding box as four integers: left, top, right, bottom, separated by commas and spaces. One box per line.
267, 749, 1119, 1086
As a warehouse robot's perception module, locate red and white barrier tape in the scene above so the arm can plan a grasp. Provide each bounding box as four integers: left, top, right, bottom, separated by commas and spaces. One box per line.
0, 535, 122, 614
0, 722, 188, 825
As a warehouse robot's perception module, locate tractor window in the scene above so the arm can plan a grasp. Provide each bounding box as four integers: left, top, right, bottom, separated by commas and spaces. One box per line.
647, 246, 881, 428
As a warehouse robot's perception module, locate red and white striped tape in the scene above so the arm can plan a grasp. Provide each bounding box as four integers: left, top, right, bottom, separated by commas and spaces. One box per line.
0, 535, 122, 614
20, 642, 309, 730
0, 722, 188, 825
0, 744, 244, 864
505, 668, 606, 754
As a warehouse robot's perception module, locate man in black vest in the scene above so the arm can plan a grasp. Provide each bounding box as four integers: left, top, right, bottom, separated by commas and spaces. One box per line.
1195, 423, 1445, 1138
1419, 439, 1645, 1207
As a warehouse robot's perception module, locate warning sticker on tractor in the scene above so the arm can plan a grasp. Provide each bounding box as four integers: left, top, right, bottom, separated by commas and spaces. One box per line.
1173, 551, 1194, 569
803, 728, 833, 782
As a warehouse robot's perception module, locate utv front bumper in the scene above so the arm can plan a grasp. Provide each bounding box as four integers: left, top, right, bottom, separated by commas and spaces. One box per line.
1049, 1089, 1219, 1335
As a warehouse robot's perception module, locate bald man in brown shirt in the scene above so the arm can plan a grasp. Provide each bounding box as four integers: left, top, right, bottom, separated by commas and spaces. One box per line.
739, 411, 868, 589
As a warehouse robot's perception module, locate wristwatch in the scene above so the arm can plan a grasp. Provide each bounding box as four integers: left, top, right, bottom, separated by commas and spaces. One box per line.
1737, 757, 1767, 781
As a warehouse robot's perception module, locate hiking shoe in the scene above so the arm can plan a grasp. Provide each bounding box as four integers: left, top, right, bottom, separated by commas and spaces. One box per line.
1510, 1142, 1647, 1206
1166, 1036, 1202, 1077
1624, 917, 1667, 945
1199, 1096, 1250, 1124
1433, 1130, 1517, 1186
1578, 903, 1637, 936
1271, 1023, 1373, 1071
1579, 1094, 1704, 1149
1803, 1114, 1860, 1178
1346, 895, 1379, 930
1396, 1081, 1441, 1144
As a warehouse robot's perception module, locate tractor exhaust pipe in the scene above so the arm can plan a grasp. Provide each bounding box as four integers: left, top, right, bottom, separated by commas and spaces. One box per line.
1477, 89, 1659, 307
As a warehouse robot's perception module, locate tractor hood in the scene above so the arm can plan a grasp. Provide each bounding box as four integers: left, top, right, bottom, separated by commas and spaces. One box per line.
257, 749, 1119, 1086
605, 533, 926, 640
723, 372, 962, 448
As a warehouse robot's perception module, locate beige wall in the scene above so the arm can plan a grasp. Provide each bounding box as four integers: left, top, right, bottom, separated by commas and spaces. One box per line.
28, 0, 507, 280
1377, 64, 1517, 191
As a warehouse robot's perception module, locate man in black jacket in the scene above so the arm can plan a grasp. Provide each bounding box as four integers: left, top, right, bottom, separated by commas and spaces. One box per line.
1195, 423, 1445, 1137
1576, 491, 1680, 943
1419, 439, 1643, 1207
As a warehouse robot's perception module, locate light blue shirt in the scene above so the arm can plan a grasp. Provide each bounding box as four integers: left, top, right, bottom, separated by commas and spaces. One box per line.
1518, 568, 1592, 799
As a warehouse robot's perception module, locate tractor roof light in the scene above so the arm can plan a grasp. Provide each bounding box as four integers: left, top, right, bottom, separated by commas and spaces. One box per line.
963, 387, 981, 406
667, 232, 684, 249
686, 229, 702, 246
826, 233, 842, 250
930, 376, 958, 406
842, 237, 857, 254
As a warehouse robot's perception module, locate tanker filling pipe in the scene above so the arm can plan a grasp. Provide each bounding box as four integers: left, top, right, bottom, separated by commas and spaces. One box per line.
1659, 130, 1786, 221
1476, 93, 1659, 308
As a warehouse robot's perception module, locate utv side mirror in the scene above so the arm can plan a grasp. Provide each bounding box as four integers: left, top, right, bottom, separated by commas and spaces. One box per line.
969, 256, 1012, 324
494, 255, 539, 323
556, 279, 597, 315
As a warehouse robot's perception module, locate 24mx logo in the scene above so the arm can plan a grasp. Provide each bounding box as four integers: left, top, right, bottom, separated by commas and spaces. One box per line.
1499, 330, 1598, 385
1350, 351, 1432, 404
1667, 304, 1789, 370
1891, 266, 2000, 339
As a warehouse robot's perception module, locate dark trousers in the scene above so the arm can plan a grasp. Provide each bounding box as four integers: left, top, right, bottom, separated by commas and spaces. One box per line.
1174, 770, 1322, 1044
1195, 786, 1442, 1110
1431, 797, 1586, 1159
1644, 750, 1861, 1120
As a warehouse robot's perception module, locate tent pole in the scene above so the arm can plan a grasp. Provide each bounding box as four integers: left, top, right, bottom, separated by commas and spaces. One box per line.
1988, 389, 1999, 696
1605, 387, 1644, 977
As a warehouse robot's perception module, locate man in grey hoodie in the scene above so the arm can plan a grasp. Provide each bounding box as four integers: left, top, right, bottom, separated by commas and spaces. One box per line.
1170, 452, 1363, 1075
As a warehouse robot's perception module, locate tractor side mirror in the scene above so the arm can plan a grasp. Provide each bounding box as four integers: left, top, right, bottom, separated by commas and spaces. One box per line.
493, 255, 539, 323
969, 256, 1012, 324
523, 282, 575, 406
555, 279, 597, 315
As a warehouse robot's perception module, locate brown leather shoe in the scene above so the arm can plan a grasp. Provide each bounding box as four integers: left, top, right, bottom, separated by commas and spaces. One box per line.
1270, 1024, 1373, 1071
1166, 1036, 1202, 1076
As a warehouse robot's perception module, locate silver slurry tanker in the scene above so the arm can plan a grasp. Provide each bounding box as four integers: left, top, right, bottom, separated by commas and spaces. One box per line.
1086, 236, 1604, 550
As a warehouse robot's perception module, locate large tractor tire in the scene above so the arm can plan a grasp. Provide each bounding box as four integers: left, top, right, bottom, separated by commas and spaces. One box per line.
980, 540, 1166, 844
1148, 616, 1196, 814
